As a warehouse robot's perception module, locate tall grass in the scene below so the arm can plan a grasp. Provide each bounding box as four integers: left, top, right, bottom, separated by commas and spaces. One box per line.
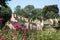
0, 26, 60, 40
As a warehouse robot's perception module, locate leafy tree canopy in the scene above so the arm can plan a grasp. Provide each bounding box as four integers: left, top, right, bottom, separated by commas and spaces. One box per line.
0, 0, 12, 29
0, 0, 11, 7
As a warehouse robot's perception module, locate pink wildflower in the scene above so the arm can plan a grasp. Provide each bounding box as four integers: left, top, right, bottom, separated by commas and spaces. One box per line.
23, 34, 27, 40
8, 35, 13, 38
0, 18, 3, 21
0, 38, 5, 40
11, 21, 22, 30
16, 26, 22, 30
24, 28, 28, 32
4, 30, 8, 34
13, 31, 17, 36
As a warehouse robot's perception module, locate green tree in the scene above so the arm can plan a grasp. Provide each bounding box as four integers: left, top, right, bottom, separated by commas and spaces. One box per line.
23, 5, 35, 18
14, 5, 26, 17
42, 5, 59, 19
0, 0, 11, 7
31, 8, 43, 20
0, 0, 12, 29
14, 5, 21, 15
43, 5, 59, 13
45, 11, 59, 19
24, 5, 34, 12
0, 6, 12, 29
14, 5, 35, 21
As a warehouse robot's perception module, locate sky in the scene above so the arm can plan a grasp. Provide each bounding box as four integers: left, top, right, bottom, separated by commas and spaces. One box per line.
8, 0, 60, 13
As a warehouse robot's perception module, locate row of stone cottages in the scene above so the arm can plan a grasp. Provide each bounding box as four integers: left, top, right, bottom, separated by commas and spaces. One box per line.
5, 14, 59, 30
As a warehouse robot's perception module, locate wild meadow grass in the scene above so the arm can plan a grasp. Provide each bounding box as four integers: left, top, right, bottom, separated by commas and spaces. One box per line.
0, 26, 60, 40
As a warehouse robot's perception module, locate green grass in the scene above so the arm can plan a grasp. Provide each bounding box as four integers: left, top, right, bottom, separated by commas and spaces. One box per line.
0, 26, 60, 40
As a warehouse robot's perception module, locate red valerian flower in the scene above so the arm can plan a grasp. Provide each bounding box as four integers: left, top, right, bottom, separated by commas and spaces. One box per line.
0, 18, 3, 21
15, 25, 22, 30
0, 38, 5, 40
4, 30, 8, 34
11, 21, 22, 30
8, 35, 13, 38
23, 34, 27, 40
13, 31, 17, 36
24, 27, 28, 32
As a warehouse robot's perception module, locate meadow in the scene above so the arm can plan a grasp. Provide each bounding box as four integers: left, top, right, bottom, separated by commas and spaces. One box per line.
0, 25, 60, 40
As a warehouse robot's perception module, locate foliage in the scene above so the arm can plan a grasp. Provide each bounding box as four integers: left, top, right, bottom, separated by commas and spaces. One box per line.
1, 26, 60, 40
43, 5, 59, 13
31, 9, 43, 20
0, 6, 12, 29
14, 5, 21, 15
45, 11, 59, 19
14, 5, 59, 21
0, 0, 11, 7
24, 5, 34, 13
0, 0, 12, 29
